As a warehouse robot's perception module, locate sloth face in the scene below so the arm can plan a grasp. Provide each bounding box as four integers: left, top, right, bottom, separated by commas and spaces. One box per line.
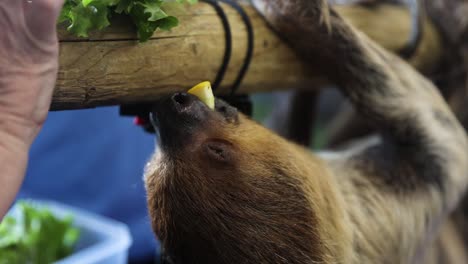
144, 93, 323, 263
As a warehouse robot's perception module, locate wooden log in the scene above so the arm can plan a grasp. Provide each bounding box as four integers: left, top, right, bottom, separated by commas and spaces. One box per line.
52, 2, 442, 110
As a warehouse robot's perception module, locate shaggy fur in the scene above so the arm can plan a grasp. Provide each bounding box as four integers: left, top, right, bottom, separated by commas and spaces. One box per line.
144, 0, 468, 263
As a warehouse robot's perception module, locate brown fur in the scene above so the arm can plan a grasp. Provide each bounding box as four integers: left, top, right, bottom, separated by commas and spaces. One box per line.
145, 111, 350, 263
144, 0, 468, 263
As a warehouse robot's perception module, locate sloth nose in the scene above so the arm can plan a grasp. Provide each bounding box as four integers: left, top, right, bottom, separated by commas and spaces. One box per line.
172, 93, 194, 108
152, 92, 212, 151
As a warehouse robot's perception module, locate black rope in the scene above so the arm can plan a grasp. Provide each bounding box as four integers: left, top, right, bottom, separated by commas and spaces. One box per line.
200, 0, 232, 90
219, 0, 254, 96
201, 0, 254, 116
201, 0, 254, 94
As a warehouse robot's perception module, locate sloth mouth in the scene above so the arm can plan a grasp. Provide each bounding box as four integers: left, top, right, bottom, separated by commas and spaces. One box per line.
150, 83, 239, 153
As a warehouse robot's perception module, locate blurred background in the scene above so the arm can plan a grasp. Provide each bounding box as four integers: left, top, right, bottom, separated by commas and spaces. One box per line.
13, 0, 468, 262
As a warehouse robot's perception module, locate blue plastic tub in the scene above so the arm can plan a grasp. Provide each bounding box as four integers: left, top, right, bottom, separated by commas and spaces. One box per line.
7, 200, 132, 264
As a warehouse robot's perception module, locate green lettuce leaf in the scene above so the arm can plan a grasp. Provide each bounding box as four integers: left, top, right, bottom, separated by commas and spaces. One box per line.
67, 3, 111, 37
60, 0, 196, 41
0, 201, 80, 264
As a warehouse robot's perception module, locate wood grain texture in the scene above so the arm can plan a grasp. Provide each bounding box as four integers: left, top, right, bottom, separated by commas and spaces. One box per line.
52, 2, 442, 110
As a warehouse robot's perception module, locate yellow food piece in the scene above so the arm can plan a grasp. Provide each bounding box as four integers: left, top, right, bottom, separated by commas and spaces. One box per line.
187, 81, 215, 110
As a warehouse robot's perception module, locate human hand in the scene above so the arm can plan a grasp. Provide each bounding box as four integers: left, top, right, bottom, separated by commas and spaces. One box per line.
0, 0, 64, 218
0, 0, 64, 146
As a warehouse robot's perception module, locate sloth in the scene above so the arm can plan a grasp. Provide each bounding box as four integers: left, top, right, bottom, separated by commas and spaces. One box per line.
143, 0, 468, 263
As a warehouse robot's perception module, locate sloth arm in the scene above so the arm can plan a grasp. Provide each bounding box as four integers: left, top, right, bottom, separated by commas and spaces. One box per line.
253, 0, 468, 261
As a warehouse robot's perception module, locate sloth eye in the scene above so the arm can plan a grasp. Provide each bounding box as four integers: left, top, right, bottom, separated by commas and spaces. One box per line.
202, 140, 234, 164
